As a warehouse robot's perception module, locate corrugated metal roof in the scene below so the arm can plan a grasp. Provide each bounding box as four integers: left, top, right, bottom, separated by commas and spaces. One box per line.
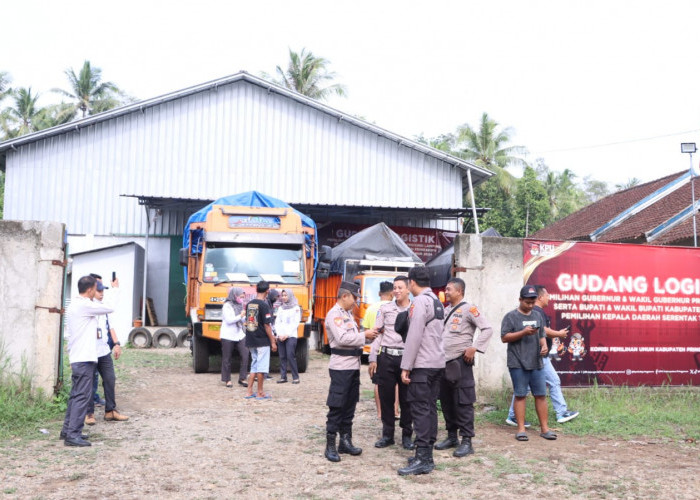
0, 71, 491, 183
2, 72, 491, 237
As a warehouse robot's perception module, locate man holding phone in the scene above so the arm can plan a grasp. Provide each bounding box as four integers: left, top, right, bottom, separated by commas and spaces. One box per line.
505, 285, 579, 425
501, 285, 556, 441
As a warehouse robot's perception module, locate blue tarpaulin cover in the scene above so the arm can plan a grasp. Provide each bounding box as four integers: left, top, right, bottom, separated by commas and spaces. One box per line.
182, 191, 317, 281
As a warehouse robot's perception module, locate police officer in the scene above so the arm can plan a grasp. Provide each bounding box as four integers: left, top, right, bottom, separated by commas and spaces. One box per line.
324, 281, 378, 462
434, 277, 493, 457
368, 276, 414, 450
397, 267, 445, 476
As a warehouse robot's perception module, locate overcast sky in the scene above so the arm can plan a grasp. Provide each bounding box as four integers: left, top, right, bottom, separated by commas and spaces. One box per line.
3, 0, 700, 187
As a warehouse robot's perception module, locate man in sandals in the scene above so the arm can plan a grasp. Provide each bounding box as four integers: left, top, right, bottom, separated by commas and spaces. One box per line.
501, 285, 557, 442
243, 281, 277, 400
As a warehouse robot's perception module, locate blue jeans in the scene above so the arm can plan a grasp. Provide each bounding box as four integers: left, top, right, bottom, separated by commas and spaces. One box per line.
508, 357, 568, 419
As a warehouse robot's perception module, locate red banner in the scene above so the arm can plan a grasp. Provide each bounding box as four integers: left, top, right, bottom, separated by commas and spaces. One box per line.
319, 223, 455, 262
524, 239, 700, 386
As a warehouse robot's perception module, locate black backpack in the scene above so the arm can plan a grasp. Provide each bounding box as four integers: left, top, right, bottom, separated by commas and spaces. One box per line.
395, 296, 444, 343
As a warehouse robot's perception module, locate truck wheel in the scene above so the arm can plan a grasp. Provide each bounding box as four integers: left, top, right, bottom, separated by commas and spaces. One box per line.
192, 333, 210, 373
152, 328, 177, 348
176, 328, 190, 348
128, 328, 152, 348
296, 338, 309, 373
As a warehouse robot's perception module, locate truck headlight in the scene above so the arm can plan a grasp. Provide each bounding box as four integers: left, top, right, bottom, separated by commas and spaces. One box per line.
204, 305, 223, 321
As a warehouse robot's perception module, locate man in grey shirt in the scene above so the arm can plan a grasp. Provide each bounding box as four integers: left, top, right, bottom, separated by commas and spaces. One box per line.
501, 285, 556, 442
397, 267, 445, 476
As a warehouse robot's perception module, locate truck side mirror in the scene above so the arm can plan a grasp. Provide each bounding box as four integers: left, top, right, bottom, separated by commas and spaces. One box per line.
319, 245, 332, 264
317, 261, 330, 279
179, 247, 189, 267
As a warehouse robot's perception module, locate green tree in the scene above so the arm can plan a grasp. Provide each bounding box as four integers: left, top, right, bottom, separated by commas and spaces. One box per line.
35, 103, 76, 129
512, 166, 550, 237
472, 180, 515, 235
264, 48, 347, 101
581, 176, 610, 204
615, 177, 641, 191
1, 87, 43, 138
0, 71, 11, 104
454, 112, 527, 193
52, 60, 123, 118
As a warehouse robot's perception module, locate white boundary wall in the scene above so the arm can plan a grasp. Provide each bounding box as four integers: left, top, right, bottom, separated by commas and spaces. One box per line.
454, 234, 525, 393
0, 220, 65, 395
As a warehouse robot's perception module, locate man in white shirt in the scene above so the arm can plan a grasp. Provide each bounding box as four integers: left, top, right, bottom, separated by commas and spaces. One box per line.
60, 275, 117, 446
84, 279, 129, 425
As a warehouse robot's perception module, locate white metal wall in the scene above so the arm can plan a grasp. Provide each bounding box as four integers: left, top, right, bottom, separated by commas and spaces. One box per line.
4, 80, 463, 236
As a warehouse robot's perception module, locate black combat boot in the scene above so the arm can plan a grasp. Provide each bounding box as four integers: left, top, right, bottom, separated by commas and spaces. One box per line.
338, 433, 362, 455
325, 432, 340, 462
401, 435, 416, 450
397, 446, 435, 476
374, 435, 395, 448
433, 430, 459, 450
453, 436, 474, 457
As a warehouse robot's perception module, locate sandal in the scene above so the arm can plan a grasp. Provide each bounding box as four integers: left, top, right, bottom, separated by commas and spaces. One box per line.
243, 393, 257, 399
515, 432, 529, 441
225, 382, 233, 388
255, 393, 272, 400
540, 430, 557, 440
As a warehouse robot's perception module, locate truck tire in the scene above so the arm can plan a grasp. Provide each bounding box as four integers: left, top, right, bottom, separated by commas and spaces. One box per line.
128, 327, 152, 348
152, 328, 177, 348
296, 337, 309, 373
192, 333, 210, 373
176, 328, 190, 348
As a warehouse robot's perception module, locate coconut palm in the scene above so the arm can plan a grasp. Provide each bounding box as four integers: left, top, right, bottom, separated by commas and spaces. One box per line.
0, 71, 11, 103
265, 48, 347, 101
52, 60, 122, 118
1, 87, 43, 138
455, 112, 527, 193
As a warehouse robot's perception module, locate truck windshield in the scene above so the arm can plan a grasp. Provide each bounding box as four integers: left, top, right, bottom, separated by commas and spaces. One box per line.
203, 244, 304, 284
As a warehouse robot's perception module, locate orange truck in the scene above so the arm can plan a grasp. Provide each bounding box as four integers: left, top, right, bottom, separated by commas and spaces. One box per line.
314, 258, 421, 356
181, 200, 328, 373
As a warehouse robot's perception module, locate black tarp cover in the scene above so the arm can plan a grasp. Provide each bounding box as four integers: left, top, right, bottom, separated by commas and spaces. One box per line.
329, 222, 422, 275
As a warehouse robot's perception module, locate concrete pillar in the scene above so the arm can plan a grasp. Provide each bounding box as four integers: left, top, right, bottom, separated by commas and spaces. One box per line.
0, 220, 65, 396
453, 234, 525, 392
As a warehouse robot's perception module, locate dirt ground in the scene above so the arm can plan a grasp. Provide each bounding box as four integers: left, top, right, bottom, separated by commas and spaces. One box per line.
1, 348, 698, 499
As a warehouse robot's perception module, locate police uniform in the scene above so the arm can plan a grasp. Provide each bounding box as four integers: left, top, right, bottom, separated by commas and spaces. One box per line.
400, 289, 445, 457
324, 282, 364, 462
436, 301, 493, 455
369, 300, 413, 447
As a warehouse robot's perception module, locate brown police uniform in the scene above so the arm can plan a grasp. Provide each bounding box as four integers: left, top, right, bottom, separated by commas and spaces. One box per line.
439, 301, 493, 439
324, 302, 364, 435
370, 301, 413, 442
400, 289, 445, 449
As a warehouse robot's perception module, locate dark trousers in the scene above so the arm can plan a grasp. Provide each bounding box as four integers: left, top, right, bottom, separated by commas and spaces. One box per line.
326, 369, 360, 434
221, 339, 249, 383
88, 353, 117, 414
61, 362, 96, 439
377, 351, 412, 438
278, 337, 299, 381
406, 367, 444, 448
439, 358, 476, 438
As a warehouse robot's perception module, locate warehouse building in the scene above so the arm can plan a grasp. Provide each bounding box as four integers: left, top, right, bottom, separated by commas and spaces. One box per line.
0, 71, 492, 331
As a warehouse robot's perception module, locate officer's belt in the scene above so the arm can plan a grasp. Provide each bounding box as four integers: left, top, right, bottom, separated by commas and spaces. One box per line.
330, 348, 363, 356
379, 346, 404, 356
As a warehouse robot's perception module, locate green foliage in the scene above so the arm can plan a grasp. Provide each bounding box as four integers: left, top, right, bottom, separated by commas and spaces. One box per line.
0, 170, 4, 218
52, 60, 124, 118
0, 340, 67, 441
263, 48, 347, 101
512, 166, 551, 236
477, 383, 700, 442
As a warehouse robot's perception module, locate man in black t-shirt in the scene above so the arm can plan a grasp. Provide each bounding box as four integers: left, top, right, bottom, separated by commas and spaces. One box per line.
243, 281, 278, 400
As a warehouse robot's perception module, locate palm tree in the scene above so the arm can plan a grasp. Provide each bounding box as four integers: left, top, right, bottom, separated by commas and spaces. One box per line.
1, 87, 43, 138
265, 48, 347, 101
615, 178, 641, 191
52, 60, 122, 118
454, 112, 527, 193
0, 71, 11, 104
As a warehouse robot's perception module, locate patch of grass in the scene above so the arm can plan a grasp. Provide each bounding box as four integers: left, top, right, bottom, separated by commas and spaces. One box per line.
0, 340, 68, 440
3, 488, 17, 494
477, 383, 700, 441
